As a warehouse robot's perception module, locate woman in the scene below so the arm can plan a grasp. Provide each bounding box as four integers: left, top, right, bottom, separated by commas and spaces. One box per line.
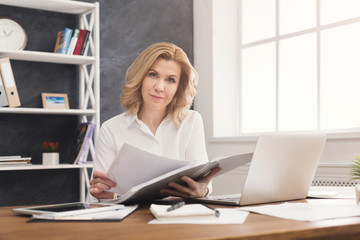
89, 42, 220, 200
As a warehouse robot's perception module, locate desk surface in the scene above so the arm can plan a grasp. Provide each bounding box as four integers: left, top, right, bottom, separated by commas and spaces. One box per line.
1, 203, 360, 240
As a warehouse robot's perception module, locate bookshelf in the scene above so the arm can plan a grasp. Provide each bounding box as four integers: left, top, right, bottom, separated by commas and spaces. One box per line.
0, 0, 100, 202
0, 163, 93, 201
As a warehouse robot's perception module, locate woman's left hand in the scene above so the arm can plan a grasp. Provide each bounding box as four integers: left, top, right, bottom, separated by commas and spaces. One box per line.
159, 167, 222, 198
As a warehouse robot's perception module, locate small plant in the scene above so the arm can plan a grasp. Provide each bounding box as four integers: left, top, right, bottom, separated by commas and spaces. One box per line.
350, 154, 360, 181
41, 141, 59, 152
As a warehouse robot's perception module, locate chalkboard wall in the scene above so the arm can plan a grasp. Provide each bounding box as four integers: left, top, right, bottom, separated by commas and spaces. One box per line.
0, 0, 193, 206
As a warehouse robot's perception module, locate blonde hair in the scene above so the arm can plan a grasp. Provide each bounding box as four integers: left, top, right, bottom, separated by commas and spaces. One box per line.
120, 42, 198, 127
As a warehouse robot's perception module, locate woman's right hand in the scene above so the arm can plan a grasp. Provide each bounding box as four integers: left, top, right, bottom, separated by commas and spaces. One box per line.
89, 170, 117, 199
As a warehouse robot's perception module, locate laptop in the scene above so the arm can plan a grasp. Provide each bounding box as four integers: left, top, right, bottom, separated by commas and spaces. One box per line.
195, 133, 327, 206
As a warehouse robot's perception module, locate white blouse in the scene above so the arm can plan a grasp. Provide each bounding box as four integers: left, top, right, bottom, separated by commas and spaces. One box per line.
94, 110, 209, 176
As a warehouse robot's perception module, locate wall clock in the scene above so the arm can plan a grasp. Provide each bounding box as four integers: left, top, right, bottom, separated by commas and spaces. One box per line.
0, 17, 27, 50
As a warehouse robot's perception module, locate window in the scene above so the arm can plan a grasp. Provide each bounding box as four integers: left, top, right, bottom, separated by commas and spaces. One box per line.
213, 0, 360, 137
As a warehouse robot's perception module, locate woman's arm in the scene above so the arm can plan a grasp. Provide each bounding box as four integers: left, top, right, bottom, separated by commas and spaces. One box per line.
90, 123, 119, 199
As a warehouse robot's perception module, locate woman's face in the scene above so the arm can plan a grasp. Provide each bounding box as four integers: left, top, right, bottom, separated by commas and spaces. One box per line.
141, 58, 181, 113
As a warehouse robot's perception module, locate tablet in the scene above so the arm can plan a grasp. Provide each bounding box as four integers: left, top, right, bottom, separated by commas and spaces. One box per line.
13, 202, 124, 217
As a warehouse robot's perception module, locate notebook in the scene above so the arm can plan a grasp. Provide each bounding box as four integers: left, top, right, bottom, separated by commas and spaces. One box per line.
194, 133, 327, 206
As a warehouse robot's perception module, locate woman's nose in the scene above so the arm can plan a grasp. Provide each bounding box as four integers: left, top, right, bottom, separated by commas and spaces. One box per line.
154, 79, 165, 91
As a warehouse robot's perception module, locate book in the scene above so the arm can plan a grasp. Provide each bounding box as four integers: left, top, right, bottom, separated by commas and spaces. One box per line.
53, 30, 64, 53
67, 28, 80, 55
0, 156, 31, 166
0, 155, 21, 159
61, 28, 73, 54
73, 29, 90, 55
54, 28, 73, 54
102, 143, 253, 204
77, 123, 95, 164
79, 30, 90, 55
0, 156, 31, 161
72, 122, 95, 164
0, 161, 31, 166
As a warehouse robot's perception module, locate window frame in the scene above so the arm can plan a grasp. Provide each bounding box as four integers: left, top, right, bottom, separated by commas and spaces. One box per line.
210, 0, 360, 141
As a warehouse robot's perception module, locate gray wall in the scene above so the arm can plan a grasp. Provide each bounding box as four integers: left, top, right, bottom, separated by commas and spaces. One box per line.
0, 0, 193, 206
96, 0, 194, 123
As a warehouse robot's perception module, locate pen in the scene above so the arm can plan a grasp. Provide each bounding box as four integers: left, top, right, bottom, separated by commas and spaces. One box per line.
201, 203, 221, 218
167, 201, 186, 212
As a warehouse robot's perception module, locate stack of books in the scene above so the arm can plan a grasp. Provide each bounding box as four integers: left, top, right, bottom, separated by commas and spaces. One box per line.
0, 156, 32, 166
53, 28, 91, 55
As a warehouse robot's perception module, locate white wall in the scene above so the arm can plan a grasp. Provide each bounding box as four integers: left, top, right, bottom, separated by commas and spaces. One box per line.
193, 0, 360, 195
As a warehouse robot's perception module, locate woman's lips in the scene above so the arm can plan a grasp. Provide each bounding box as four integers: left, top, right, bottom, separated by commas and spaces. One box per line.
150, 94, 164, 101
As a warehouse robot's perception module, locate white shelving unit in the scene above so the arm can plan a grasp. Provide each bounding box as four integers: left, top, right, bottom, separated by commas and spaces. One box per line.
0, 0, 100, 201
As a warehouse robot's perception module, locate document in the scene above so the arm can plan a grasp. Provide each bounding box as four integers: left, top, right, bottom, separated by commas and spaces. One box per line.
103, 143, 253, 204
240, 199, 360, 221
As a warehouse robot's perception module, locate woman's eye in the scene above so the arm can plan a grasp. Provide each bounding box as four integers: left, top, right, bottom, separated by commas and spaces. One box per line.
149, 72, 157, 77
167, 78, 175, 83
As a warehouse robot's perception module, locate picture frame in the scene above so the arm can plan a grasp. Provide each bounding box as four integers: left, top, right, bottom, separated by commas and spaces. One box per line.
41, 93, 69, 109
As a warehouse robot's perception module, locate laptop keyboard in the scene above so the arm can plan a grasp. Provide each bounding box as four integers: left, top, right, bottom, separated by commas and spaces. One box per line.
208, 193, 242, 203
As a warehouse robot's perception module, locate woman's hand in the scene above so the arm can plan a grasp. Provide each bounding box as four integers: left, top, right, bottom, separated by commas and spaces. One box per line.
159, 167, 221, 198
89, 170, 117, 199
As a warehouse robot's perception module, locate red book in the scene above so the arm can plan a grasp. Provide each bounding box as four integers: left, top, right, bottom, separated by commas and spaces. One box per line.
73, 29, 88, 55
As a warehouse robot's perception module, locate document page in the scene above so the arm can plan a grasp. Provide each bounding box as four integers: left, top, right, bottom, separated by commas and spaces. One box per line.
240, 199, 360, 221
107, 144, 191, 195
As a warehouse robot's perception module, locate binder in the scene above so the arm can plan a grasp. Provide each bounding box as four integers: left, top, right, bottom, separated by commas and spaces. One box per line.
0, 58, 21, 107
0, 72, 9, 107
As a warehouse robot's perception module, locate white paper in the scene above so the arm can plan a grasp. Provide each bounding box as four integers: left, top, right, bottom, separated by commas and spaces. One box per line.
32, 205, 138, 221
107, 143, 190, 195
149, 208, 249, 224
308, 186, 356, 199
240, 199, 360, 221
